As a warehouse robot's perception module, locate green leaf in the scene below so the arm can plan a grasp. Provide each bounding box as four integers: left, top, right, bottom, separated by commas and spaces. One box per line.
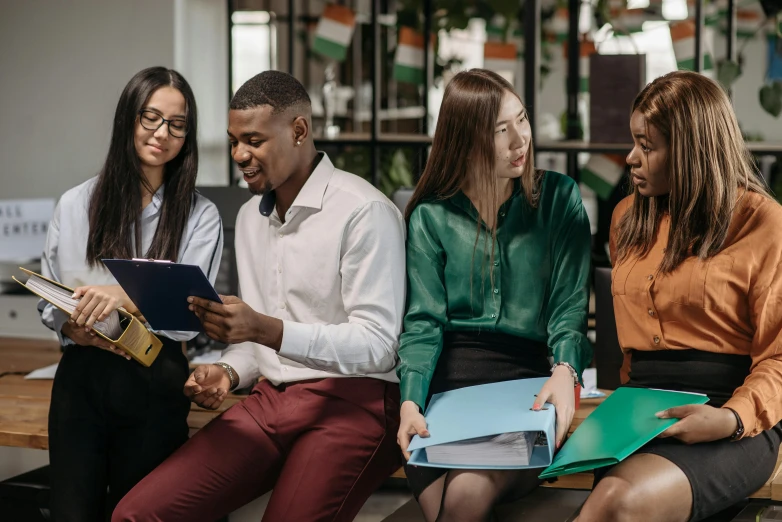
760, 83, 782, 118
717, 59, 742, 89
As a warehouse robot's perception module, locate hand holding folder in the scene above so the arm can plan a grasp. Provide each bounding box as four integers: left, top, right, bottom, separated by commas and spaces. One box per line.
406, 378, 558, 469
103, 259, 221, 332
538, 387, 709, 479
14, 268, 163, 367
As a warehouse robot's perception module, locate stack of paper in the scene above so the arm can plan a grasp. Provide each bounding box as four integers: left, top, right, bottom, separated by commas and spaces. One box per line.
24, 274, 122, 339
426, 431, 538, 466
407, 377, 557, 470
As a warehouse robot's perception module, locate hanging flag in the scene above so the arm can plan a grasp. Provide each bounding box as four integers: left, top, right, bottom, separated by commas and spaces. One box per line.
549, 7, 569, 43
734, 8, 765, 39
484, 42, 518, 83
393, 27, 432, 85
312, 4, 357, 62
581, 154, 626, 200
563, 40, 598, 93
670, 20, 714, 72
688, 0, 721, 27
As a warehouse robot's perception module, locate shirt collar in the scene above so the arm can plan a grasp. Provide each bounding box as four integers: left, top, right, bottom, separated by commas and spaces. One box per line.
450, 177, 522, 217
290, 152, 332, 210
258, 152, 333, 218
141, 183, 166, 219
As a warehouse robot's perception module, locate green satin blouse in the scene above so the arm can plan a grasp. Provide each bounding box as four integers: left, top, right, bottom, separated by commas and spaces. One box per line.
397, 171, 593, 409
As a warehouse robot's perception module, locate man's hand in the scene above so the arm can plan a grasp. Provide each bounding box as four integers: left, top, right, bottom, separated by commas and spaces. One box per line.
184, 364, 231, 410
656, 404, 739, 444
397, 400, 429, 460
533, 365, 576, 449
61, 321, 131, 360
188, 295, 283, 349
71, 284, 137, 328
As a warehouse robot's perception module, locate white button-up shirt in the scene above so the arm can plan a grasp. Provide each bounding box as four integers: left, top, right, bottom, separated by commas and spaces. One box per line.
219, 153, 406, 387
40, 177, 224, 343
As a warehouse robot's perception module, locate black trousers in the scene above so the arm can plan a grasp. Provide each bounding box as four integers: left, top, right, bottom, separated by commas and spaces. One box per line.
48, 338, 190, 522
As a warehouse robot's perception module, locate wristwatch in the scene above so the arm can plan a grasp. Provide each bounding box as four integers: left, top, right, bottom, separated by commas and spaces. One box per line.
726, 407, 744, 441
551, 362, 579, 387
214, 362, 238, 391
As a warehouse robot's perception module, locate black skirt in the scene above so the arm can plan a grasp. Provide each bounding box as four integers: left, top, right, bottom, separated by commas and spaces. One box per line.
404, 330, 551, 498
594, 349, 782, 522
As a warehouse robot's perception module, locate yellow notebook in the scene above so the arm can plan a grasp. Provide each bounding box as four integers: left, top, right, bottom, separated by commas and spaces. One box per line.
13, 267, 163, 367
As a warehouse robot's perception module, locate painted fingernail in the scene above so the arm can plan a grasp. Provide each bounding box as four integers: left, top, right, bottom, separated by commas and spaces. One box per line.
557, 441, 561, 449
533, 405, 541, 411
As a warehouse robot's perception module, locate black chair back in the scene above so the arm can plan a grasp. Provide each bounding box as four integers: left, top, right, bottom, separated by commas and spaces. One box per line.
594, 266, 623, 389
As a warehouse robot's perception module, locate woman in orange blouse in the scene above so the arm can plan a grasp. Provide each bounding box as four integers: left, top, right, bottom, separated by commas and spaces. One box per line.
576, 70, 782, 522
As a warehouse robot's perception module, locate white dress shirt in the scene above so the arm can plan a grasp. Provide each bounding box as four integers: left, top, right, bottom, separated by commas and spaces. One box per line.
219, 153, 406, 387
40, 177, 224, 344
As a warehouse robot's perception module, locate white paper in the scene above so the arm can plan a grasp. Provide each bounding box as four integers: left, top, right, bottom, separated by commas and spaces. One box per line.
25, 363, 59, 379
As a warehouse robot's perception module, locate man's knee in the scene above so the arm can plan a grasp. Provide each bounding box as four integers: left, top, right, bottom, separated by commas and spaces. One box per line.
111, 498, 146, 522
577, 477, 643, 522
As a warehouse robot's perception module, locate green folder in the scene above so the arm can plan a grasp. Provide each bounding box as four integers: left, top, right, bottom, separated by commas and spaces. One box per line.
538, 387, 709, 479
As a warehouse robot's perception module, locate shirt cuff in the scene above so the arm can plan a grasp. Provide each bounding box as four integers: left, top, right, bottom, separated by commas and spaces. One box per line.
723, 396, 756, 439
551, 342, 585, 386
52, 309, 74, 347
277, 320, 315, 365
218, 344, 260, 390
400, 371, 428, 411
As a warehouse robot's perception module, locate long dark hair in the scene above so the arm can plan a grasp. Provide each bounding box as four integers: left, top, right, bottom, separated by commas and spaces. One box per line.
614, 71, 771, 272
86, 67, 199, 266
404, 69, 542, 297
405, 69, 540, 223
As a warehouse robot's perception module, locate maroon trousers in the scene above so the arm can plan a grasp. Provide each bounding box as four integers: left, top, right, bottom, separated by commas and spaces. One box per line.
112, 377, 402, 522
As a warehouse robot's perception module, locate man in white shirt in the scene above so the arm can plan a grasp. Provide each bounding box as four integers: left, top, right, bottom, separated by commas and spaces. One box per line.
113, 71, 406, 522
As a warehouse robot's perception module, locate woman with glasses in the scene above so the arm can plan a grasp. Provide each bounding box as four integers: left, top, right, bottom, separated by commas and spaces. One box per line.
39, 67, 223, 521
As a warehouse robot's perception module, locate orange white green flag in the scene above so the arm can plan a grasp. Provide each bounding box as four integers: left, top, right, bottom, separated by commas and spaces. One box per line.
312, 4, 356, 62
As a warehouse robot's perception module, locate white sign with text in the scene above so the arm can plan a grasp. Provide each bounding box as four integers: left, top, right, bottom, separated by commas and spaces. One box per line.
0, 199, 55, 261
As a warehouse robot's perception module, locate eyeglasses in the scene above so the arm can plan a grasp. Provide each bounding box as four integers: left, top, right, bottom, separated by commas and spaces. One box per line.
137, 109, 188, 138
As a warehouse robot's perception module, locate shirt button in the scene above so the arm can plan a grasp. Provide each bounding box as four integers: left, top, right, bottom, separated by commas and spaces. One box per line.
647, 274, 654, 281
493, 289, 499, 294
494, 261, 499, 266
500, 211, 506, 217
278, 302, 286, 309
278, 266, 283, 273
278, 233, 283, 238
491, 313, 497, 318
653, 335, 660, 344
648, 309, 655, 317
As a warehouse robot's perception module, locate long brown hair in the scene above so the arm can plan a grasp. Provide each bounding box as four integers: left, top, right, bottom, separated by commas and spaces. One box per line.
404, 69, 542, 298
614, 70, 771, 273
86, 67, 199, 267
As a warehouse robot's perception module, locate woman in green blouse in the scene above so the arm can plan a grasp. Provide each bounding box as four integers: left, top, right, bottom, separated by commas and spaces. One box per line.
396, 69, 593, 521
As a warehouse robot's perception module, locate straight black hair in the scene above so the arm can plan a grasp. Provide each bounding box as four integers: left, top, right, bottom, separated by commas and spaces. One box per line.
86, 66, 199, 266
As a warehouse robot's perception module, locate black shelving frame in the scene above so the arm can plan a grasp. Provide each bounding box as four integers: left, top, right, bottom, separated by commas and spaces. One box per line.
225, 0, 779, 187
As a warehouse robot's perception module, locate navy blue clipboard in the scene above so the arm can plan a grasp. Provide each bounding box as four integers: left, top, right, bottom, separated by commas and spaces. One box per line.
103, 259, 222, 332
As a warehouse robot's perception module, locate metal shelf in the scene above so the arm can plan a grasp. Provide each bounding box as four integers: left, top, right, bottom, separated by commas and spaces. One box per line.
312, 136, 782, 155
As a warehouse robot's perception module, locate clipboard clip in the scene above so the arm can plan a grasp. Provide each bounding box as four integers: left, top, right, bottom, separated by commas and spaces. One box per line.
131, 258, 173, 263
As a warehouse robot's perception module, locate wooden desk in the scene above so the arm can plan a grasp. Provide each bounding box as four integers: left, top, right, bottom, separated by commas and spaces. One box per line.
1, 336, 779, 501
0, 337, 237, 450
0, 338, 61, 375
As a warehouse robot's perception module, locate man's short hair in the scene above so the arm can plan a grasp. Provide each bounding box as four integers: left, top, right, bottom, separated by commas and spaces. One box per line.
230, 70, 311, 114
